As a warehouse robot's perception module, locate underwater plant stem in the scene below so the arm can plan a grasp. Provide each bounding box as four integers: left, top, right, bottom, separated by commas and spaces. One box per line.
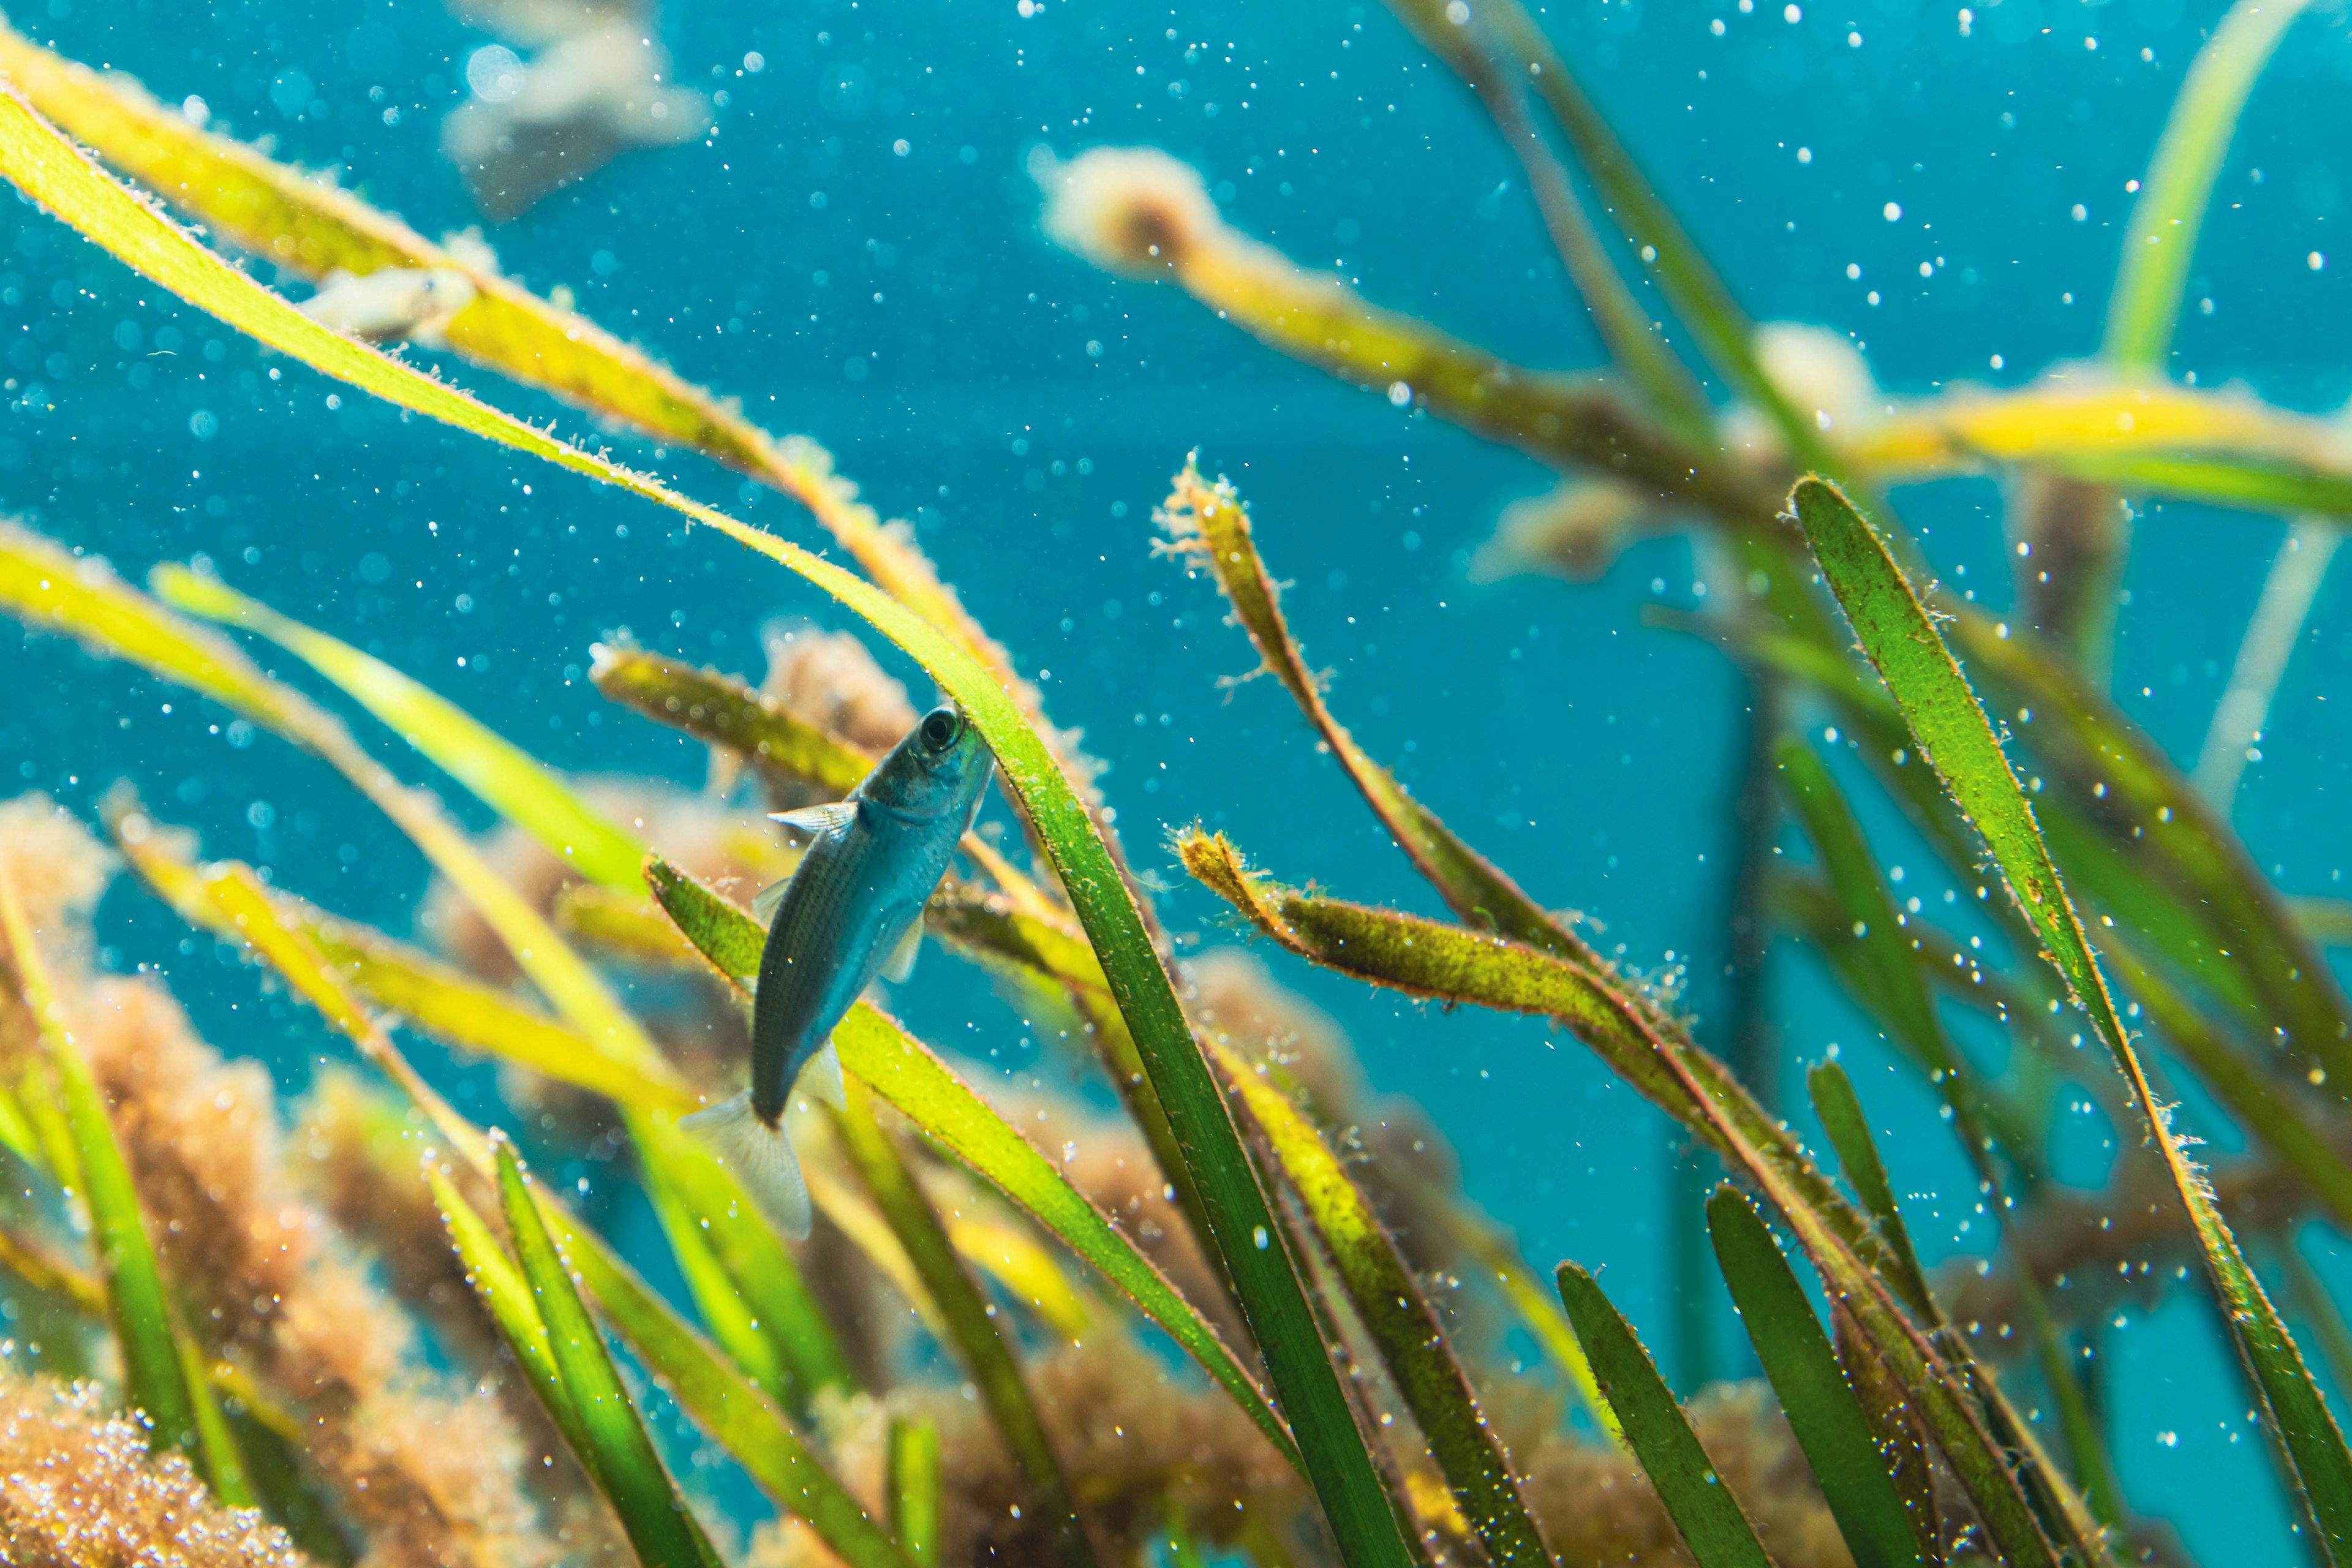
1378, 0, 1710, 442
2196, 517, 2339, 812
1158, 219, 1757, 509
2105, 0, 2311, 373
829, 1079, 1099, 1568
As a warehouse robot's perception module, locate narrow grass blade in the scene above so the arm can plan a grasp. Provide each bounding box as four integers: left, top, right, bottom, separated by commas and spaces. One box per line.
830, 1078, 1096, 1568
1805, 1063, 1934, 1315
591, 646, 873, 797
2282, 1245, 2352, 1415
1830, 1306, 1940, 1561
0, 859, 202, 1458
1044, 152, 1755, 514
640, 1156, 794, 1407
0, 1077, 46, 1172
1807, 1063, 2124, 1540
946, 1207, 1095, 1340
1776, 736, 2040, 1186
1790, 474, 2352, 1561
554, 1202, 914, 1568
0, 88, 1401, 1566
1555, 1263, 1772, 1568
430, 1163, 590, 1456
2036, 448, 2352, 519
1429, 1204, 1624, 1447
2105, 0, 2310, 371
179, 1340, 257, 1510
643, 854, 1300, 1469
2102, 936, 2352, 1232
888, 1417, 942, 1562
1707, 1187, 1924, 1568
112, 817, 693, 1113
2196, 519, 2338, 810
1215, 1038, 1550, 1567
153, 565, 645, 889
496, 1139, 713, 1568
1850, 380, 2347, 480
1161, 462, 1600, 968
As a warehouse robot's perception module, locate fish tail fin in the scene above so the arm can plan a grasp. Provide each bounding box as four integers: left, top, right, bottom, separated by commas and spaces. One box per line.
679, 1091, 812, 1240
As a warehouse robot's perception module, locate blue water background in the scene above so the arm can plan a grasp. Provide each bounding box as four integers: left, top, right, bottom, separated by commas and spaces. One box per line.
8, 0, 2352, 1558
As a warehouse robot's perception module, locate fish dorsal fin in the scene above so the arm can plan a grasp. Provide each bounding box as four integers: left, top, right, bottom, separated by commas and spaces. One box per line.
879, 914, 924, 985
751, 878, 791, 924
767, 801, 859, 846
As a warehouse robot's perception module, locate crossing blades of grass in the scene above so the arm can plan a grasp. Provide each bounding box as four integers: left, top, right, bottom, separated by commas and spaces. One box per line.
494, 1138, 719, 1568
0, 21, 1048, 749
1555, 1263, 1772, 1568
119, 828, 908, 1568
643, 855, 1301, 1472
1774, 735, 2040, 1186
1804, 1063, 1934, 1316
1790, 473, 2352, 1562
1178, 827, 2082, 1568
153, 565, 646, 889
1464, 0, 1841, 477
1706, 1186, 1924, 1568
829, 1074, 1095, 1568
1949, 608, 2352, 1093
1212, 1036, 1551, 1567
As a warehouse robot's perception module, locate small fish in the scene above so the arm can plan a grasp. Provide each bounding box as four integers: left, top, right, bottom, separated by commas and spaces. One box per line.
300, 266, 478, 347
684, 701, 994, 1237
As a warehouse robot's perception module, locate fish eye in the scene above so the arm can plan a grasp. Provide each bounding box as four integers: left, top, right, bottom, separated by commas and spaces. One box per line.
920, 708, 960, 749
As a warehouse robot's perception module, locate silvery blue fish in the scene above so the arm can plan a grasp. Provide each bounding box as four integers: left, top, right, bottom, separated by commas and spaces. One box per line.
684, 701, 994, 1237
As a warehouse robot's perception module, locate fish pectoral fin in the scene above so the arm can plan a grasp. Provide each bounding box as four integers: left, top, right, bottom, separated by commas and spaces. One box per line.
678, 1091, 811, 1240
879, 915, 924, 985
799, 1039, 848, 1111
752, 878, 791, 924
767, 801, 859, 846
